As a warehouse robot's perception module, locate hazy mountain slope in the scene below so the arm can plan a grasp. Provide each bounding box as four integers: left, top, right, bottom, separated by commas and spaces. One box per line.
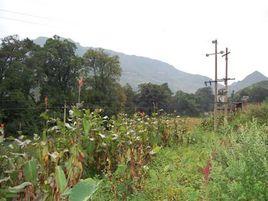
229, 71, 268, 93
34, 37, 267, 93
110, 52, 210, 92
34, 36, 211, 93
240, 80, 268, 91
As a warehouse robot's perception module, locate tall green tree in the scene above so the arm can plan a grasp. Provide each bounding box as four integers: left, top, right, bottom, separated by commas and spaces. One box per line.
0, 35, 41, 135
39, 35, 81, 106
195, 87, 214, 113
172, 90, 199, 116
82, 49, 122, 115
136, 83, 172, 114
123, 84, 136, 114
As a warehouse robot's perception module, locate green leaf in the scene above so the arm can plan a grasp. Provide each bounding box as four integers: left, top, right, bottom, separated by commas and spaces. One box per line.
23, 159, 37, 184
114, 164, 127, 177
149, 169, 158, 180
63, 178, 101, 201
55, 166, 67, 193
0, 135, 4, 143
83, 118, 90, 136
8, 182, 32, 194
0, 177, 10, 184
150, 145, 161, 155
86, 142, 95, 155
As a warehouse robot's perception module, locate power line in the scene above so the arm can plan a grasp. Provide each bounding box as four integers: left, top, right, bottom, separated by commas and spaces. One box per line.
0, 8, 50, 20
0, 8, 74, 29
0, 16, 48, 26
0, 102, 94, 110
0, 106, 63, 110
0, 105, 91, 111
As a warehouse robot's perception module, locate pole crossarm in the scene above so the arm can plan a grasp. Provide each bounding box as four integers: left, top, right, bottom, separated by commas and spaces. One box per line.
223, 78, 235, 81
206, 51, 224, 57
204, 78, 228, 86
222, 51, 231, 57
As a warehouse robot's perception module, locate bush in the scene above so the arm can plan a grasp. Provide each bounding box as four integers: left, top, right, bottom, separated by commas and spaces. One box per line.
232, 103, 268, 126
207, 121, 268, 200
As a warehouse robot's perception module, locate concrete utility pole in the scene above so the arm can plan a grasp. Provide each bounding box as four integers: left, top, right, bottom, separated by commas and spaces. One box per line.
206, 40, 224, 131
222, 48, 235, 125
222, 48, 230, 125
213, 40, 218, 131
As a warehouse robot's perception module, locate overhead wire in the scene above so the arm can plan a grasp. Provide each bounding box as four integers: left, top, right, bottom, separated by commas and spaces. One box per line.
0, 8, 60, 27
0, 106, 63, 110
0, 105, 92, 111
0, 16, 49, 26
0, 8, 51, 20
0, 101, 93, 110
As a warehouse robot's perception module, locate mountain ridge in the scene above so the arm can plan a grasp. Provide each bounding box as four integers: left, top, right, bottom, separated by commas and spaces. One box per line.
33, 36, 212, 93
33, 36, 267, 93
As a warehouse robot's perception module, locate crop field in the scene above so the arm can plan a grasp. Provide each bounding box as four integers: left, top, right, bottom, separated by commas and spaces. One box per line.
0, 104, 267, 201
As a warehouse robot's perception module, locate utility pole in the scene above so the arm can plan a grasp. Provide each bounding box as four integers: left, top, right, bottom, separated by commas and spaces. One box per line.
213, 40, 218, 131
206, 40, 224, 131
222, 48, 235, 125
223, 48, 230, 125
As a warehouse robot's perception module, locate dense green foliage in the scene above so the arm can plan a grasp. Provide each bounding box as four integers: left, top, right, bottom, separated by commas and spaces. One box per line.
135, 83, 173, 114
207, 122, 267, 200
0, 36, 42, 134
82, 49, 123, 115
39, 36, 82, 106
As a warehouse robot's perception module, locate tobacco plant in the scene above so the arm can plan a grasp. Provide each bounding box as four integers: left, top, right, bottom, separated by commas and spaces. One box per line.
0, 108, 188, 200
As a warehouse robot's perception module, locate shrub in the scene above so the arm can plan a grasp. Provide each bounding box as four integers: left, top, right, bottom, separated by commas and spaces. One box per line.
207, 121, 268, 200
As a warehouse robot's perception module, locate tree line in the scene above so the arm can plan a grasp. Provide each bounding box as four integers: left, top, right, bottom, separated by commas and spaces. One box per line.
0, 35, 214, 135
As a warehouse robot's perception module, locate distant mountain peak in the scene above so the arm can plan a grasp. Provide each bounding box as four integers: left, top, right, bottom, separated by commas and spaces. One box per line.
253, 70, 261, 74
242, 71, 267, 83
230, 70, 268, 93
246, 70, 265, 77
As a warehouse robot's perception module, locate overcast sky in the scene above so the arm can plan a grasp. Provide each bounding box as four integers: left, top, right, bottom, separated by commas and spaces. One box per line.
0, 0, 268, 81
